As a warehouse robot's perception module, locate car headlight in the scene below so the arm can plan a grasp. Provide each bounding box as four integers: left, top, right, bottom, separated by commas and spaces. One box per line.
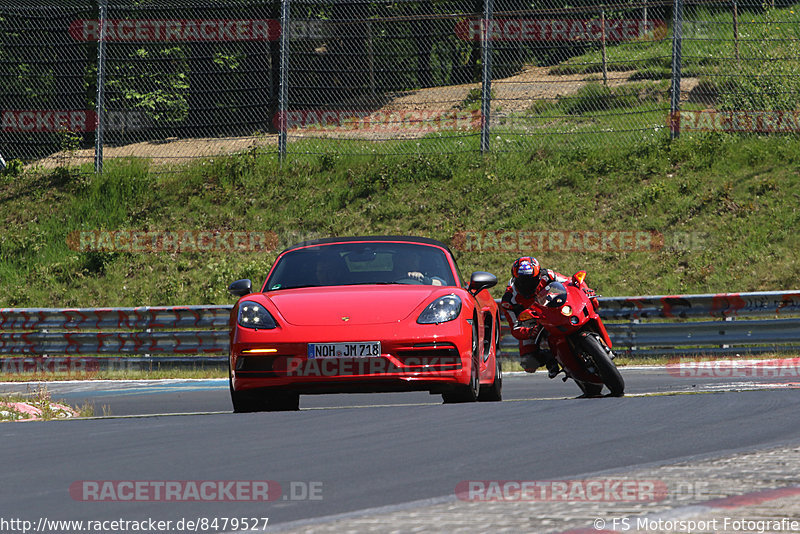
238, 301, 277, 329
417, 294, 462, 324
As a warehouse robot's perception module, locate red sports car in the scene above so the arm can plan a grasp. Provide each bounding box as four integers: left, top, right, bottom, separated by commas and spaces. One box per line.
227, 236, 502, 412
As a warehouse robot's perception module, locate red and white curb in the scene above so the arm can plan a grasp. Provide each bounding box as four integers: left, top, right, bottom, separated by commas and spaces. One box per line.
0, 401, 79, 422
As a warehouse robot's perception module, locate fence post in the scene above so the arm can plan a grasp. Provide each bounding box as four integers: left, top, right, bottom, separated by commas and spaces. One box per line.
669, 0, 683, 139
94, 0, 108, 173
643, 1, 648, 33
367, 21, 376, 98
732, 0, 740, 62
480, 0, 493, 154
278, 0, 290, 162
601, 9, 608, 86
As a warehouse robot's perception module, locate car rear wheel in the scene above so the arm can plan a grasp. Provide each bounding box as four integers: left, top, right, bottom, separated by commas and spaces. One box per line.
442, 319, 480, 404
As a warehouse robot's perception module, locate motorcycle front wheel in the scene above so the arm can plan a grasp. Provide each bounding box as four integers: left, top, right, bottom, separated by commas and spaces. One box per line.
576, 380, 603, 397
580, 333, 625, 397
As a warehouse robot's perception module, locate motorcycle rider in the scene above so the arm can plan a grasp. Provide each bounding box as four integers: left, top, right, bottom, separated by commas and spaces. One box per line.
500, 256, 568, 378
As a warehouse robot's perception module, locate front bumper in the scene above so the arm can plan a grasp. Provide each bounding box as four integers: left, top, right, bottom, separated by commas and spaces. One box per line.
230, 320, 473, 394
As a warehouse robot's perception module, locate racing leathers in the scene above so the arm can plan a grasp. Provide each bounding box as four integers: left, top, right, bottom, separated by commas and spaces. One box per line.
500, 268, 568, 377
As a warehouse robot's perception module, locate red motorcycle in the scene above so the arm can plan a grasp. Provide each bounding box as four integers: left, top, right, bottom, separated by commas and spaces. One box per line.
518, 271, 624, 397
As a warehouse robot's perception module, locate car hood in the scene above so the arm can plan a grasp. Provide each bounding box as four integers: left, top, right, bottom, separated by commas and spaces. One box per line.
265, 285, 449, 326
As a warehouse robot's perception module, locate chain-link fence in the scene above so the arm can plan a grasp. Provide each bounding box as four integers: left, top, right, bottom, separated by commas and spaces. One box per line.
675, 0, 800, 135
1, 0, 799, 169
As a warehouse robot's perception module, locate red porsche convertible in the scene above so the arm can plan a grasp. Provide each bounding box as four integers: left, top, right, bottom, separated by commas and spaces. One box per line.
227, 236, 502, 412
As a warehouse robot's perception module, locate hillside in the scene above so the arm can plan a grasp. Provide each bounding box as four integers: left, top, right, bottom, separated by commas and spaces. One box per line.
1, 130, 799, 308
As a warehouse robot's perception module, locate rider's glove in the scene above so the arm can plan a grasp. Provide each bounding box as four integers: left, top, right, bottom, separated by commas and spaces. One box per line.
512, 322, 533, 340
512, 322, 541, 341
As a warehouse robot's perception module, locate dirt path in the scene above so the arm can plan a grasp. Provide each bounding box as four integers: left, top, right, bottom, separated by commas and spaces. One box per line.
30, 67, 695, 168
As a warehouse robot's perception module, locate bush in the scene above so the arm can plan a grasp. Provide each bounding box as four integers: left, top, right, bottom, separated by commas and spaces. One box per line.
563, 83, 615, 114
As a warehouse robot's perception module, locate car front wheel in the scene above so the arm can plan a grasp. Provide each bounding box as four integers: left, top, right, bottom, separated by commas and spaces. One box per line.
442, 319, 480, 404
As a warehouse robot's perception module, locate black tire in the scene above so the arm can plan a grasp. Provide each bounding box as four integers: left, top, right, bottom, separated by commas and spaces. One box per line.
262, 391, 300, 412
581, 334, 625, 397
229, 365, 258, 413
576, 380, 604, 398
229, 366, 300, 412
478, 356, 503, 401
230, 375, 262, 413
443, 319, 480, 404
478, 316, 503, 402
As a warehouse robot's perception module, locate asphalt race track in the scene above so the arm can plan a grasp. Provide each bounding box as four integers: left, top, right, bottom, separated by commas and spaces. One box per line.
2, 367, 800, 531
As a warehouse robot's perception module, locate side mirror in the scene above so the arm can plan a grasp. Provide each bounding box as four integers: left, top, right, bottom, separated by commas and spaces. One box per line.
468, 271, 497, 295
228, 279, 252, 298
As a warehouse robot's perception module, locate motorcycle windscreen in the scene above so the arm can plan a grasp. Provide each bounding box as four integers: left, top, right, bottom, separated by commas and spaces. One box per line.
537, 282, 567, 308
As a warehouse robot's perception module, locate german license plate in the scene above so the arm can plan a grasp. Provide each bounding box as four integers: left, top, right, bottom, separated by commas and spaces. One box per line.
307, 342, 381, 359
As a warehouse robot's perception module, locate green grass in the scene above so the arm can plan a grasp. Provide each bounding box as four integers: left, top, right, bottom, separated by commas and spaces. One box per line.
1, 130, 800, 309
548, 4, 800, 111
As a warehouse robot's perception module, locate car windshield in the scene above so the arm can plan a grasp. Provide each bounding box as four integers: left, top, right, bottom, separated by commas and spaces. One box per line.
264, 242, 457, 290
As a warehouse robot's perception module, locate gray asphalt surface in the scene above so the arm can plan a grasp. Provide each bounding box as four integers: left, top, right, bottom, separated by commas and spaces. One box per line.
2, 364, 796, 415
2, 368, 800, 531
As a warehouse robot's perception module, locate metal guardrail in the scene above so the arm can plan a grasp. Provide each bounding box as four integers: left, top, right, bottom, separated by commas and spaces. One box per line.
1, 291, 799, 371
597, 291, 800, 320
499, 290, 800, 358
0, 307, 230, 361
0, 306, 231, 330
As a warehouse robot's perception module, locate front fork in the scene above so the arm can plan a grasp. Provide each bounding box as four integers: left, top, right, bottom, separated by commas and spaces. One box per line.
570, 330, 616, 372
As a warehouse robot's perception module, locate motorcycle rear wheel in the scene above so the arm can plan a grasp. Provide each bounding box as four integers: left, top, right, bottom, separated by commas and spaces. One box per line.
580, 334, 625, 397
